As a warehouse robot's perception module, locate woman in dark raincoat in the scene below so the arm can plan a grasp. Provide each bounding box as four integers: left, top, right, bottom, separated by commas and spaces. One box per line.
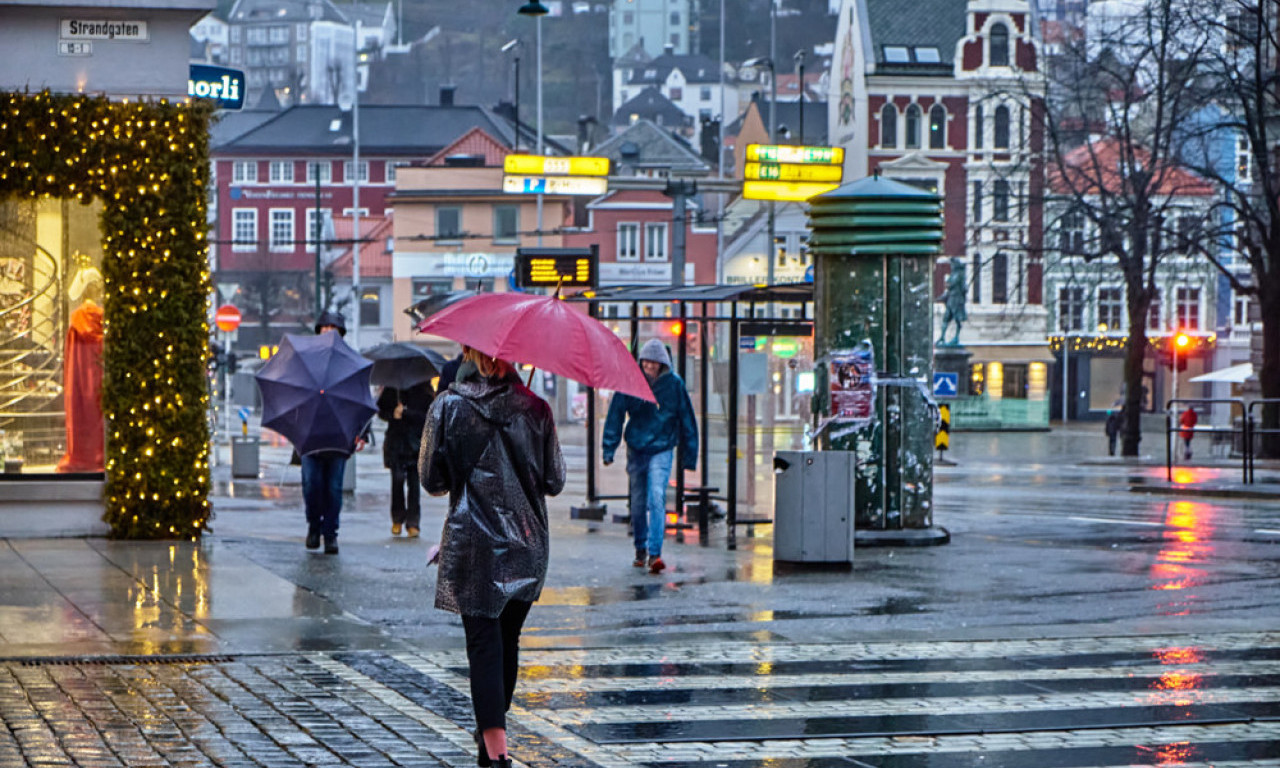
420, 346, 565, 768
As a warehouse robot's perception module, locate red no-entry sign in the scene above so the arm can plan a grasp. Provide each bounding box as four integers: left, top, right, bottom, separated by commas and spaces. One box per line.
215, 304, 242, 333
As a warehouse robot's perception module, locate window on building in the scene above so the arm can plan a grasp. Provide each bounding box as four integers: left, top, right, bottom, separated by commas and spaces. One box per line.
883, 46, 910, 63
914, 46, 941, 63
880, 104, 897, 147
268, 25, 289, 43
700, 86, 711, 101
990, 22, 1010, 66
233, 161, 257, 184
1234, 293, 1251, 327
493, 205, 519, 244
232, 209, 257, 252
246, 27, 267, 45
670, 33, 680, 46
1176, 286, 1201, 330
972, 180, 983, 221
342, 161, 369, 183
1098, 286, 1124, 331
1148, 289, 1163, 330
1236, 132, 1253, 182
774, 235, 787, 267
905, 104, 922, 148
670, 11, 680, 24
360, 288, 380, 327
929, 104, 947, 149
670, 87, 683, 100
385, 162, 406, 184
994, 105, 1011, 149
1002, 363, 1029, 399
231, 27, 241, 43
306, 162, 331, 183
269, 209, 294, 252
436, 207, 462, 242
992, 252, 1008, 304
1058, 286, 1085, 332
268, 161, 294, 183
973, 105, 984, 150
618, 222, 640, 261
993, 180, 1010, 221
644, 222, 668, 261
972, 253, 982, 304
623, 11, 633, 24
296, 23, 307, 40
305, 208, 332, 253
1061, 206, 1085, 253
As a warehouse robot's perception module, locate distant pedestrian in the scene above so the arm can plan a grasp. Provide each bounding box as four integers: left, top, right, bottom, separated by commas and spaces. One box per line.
421, 346, 565, 768
376, 381, 433, 537
301, 311, 366, 555
1179, 405, 1198, 461
1104, 408, 1123, 456
602, 339, 698, 575
438, 350, 463, 390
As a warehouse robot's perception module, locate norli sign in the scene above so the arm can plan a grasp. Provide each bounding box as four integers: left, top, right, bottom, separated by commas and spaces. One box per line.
188, 65, 245, 111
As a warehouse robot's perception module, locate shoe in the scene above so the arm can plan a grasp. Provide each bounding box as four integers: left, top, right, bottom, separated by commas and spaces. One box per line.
323, 536, 339, 555
305, 529, 321, 550
473, 729, 491, 767
407, 527, 420, 538
391, 522, 403, 536
648, 556, 666, 574
491, 758, 513, 768
633, 549, 647, 568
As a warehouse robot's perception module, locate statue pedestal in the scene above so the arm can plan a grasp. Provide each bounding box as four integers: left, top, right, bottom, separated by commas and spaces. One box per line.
934, 346, 973, 397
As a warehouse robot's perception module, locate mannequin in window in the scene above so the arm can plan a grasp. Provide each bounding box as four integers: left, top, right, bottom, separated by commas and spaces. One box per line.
58, 265, 105, 473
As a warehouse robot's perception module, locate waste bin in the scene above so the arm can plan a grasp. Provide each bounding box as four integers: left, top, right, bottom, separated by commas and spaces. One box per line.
773, 450, 855, 567
231, 436, 260, 479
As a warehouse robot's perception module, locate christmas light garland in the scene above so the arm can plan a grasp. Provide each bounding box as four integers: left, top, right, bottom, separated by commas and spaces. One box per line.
0, 91, 214, 539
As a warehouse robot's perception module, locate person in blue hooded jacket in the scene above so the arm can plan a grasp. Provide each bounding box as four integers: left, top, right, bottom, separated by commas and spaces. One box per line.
602, 338, 698, 574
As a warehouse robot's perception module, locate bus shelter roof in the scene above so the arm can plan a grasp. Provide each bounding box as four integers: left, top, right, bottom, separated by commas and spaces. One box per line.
569, 282, 813, 305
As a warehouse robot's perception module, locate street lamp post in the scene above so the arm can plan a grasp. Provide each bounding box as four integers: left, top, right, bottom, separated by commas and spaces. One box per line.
794, 49, 806, 144
518, 2, 547, 245
501, 39, 521, 150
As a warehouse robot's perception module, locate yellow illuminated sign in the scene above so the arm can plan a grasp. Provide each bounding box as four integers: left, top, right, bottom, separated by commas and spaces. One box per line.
503, 154, 611, 176
517, 248, 597, 288
742, 180, 840, 202
744, 162, 844, 183
502, 175, 609, 195
746, 144, 844, 165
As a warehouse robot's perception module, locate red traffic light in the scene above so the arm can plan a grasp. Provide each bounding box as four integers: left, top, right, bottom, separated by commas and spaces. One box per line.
669, 321, 683, 336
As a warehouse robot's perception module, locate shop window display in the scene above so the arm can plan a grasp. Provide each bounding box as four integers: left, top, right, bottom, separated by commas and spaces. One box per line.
0, 198, 106, 474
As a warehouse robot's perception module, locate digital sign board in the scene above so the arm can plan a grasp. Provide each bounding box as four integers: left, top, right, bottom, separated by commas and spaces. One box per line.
742, 180, 841, 202
503, 154, 611, 176
744, 162, 844, 183
516, 247, 598, 289
745, 144, 844, 165
742, 143, 845, 202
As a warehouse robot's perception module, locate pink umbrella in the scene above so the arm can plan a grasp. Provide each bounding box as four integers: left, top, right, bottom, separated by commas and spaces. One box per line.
417, 293, 656, 403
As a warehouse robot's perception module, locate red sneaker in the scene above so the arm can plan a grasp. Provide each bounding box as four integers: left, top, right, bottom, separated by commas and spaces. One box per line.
648, 556, 666, 574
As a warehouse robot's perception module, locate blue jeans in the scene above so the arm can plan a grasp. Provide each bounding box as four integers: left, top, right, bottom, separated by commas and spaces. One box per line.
627, 448, 673, 558
301, 454, 347, 538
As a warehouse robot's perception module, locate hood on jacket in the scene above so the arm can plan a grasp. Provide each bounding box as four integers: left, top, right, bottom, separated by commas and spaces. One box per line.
315, 310, 347, 336
450, 368, 524, 425
638, 338, 672, 369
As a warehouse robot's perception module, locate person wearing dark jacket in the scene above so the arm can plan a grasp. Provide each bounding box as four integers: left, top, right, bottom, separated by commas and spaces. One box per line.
376, 381, 433, 537
602, 338, 698, 574
1104, 407, 1123, 456
420, 346, 565, 768
301, 310, 366, 555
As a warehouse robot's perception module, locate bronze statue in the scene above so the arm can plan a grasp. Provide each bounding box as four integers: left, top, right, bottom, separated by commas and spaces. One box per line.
938, 257, 967, 346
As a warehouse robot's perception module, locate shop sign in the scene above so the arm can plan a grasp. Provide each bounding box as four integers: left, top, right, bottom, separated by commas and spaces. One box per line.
188, 65, 245, 111
60, 19, 149, 42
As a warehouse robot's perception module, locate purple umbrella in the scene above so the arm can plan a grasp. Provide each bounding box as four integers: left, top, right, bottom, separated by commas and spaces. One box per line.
254, 332, 376, 456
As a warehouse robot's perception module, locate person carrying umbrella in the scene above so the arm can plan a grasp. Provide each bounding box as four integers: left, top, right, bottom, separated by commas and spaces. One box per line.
420, 346, 565, 768
376, 380, 433, 537
602, 339, 698, 575
300, 312, 367, 554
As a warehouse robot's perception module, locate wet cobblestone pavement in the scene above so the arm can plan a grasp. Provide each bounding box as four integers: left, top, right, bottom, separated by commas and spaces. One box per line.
4, 633, 1280, 767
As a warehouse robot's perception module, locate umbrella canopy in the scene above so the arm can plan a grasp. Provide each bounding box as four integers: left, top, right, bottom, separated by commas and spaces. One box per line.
417, 293, 656, 403
404, 290, 478, 324
254, 332, 377, 456
1189, 362, 1253, 384
363, 342, 449, 389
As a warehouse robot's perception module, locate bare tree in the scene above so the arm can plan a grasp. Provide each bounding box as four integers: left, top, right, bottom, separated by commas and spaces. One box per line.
1040, 0, 1214, 455
1175, 0, 1280, 454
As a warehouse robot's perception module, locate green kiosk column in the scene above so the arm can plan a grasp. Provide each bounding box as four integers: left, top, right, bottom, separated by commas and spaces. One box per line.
807, 175, 948, 545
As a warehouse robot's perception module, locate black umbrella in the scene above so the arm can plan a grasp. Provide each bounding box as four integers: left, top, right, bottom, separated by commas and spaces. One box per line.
404, 290, 477, 324
363, 342, 449, 390
254, 332, 376, 456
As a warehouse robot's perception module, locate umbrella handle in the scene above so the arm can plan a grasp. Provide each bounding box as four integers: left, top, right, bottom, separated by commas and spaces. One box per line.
526, 367, 537, 388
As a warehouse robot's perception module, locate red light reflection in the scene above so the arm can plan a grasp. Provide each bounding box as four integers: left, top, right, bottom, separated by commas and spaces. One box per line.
1146, 646, 1206, 707
1148, 501, 1215, 606
1135, 741, 1200, 765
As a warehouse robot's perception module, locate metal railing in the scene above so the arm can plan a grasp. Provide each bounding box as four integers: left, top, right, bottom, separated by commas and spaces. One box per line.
1245, 399, 1280, 484
1164, 399, 1248, 484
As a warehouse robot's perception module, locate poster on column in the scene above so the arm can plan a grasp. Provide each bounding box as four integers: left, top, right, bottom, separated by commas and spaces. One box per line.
829, 344, 875, 427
